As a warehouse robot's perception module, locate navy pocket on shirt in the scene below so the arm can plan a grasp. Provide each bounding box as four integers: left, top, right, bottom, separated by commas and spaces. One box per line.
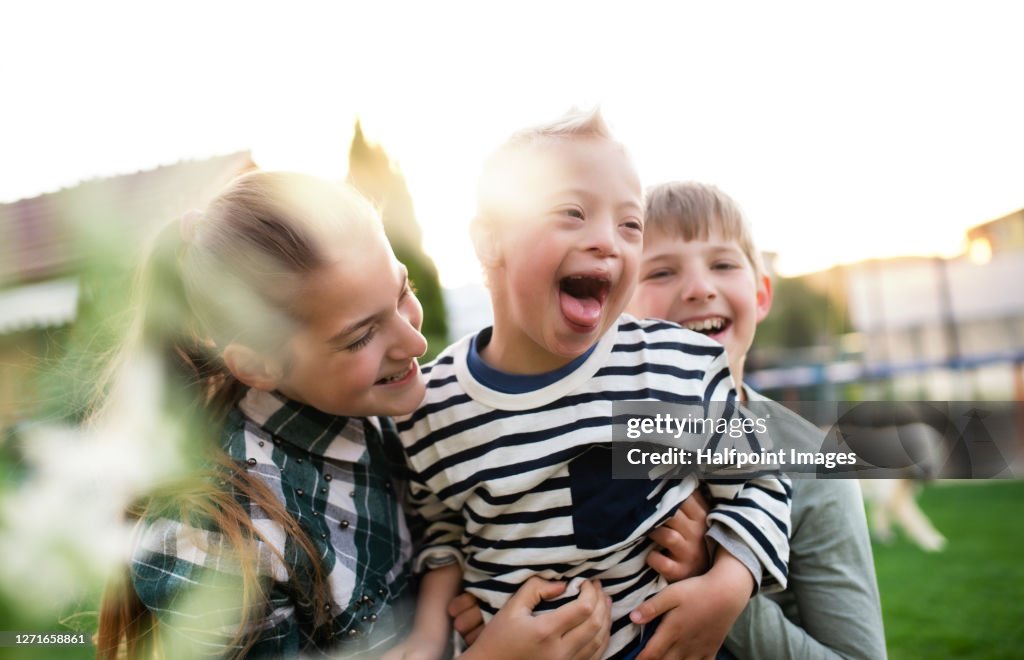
568, 445, 658, 550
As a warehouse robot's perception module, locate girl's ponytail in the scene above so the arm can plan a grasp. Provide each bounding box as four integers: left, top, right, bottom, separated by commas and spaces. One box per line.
95, 174, 368, 656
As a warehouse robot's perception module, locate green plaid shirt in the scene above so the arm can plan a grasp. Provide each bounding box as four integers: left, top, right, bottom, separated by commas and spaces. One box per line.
131, 388, 416, 657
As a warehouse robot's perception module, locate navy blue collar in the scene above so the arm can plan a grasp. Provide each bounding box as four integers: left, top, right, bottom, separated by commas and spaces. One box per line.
467, 327, 597, 394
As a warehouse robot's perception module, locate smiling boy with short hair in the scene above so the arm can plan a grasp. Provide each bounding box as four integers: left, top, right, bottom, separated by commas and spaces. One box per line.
628, 181, 885, 659
628, 181, 772, 390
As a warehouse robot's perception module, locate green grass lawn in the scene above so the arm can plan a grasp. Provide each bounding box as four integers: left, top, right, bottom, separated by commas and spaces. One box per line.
1, 480, 1020, 659
872, 480, 1024, 659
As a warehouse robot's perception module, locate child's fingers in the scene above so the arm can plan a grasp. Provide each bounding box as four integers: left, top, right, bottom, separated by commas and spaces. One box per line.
547, 579, 603, 634
668, 506, 706, 537
679, 492, 710, 523
657, 510, 703, 552
648, 527, 706, 581
648, 521, 688, 552
447, 591, 478, 619
460, 622, 483, 646
646, 546, 689, 582
629, 586, 674, 625
568, 598, 613, 660
564, 594, 612, 660
452, 605, 484, 645
508, 576, 568, 613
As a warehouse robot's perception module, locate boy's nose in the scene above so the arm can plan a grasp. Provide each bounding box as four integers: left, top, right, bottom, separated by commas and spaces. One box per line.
681, 275, 716, 302
584, 219, 618, 257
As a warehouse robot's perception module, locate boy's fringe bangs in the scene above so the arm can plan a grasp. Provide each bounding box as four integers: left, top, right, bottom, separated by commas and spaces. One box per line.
645, 181, 767, 278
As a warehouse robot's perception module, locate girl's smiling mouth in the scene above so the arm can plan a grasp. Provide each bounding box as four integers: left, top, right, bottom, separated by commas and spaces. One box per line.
375, 361, 418, 386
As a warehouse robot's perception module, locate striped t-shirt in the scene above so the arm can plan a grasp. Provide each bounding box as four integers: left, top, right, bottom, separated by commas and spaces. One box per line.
397, 316, 791, 659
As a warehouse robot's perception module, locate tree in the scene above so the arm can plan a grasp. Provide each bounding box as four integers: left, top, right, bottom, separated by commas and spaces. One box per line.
753, 272, 850, 352
347, 121, 448, 358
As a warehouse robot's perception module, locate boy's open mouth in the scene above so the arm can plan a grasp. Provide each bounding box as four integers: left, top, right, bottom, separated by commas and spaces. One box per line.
559, 274, 611, 330
681, 316, 730, 336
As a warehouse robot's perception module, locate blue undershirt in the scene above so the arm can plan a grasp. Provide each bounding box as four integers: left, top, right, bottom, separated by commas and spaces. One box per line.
467, 327, 596, 394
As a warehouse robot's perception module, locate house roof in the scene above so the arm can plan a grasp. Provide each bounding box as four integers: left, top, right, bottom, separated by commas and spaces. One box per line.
0, 152, 255, 288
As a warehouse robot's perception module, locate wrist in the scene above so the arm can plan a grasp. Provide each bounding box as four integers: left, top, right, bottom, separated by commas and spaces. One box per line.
706, 550, 755, 602
408, 627, 450, 654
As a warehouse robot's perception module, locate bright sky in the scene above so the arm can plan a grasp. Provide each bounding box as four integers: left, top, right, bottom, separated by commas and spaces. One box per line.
3, 1, 1023, 286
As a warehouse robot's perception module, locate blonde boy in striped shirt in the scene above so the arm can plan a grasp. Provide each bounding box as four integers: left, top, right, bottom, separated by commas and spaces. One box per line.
394, 111, 791, 660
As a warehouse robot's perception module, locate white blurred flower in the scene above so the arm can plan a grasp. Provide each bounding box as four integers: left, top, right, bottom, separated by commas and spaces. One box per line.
0, 349, 192, 615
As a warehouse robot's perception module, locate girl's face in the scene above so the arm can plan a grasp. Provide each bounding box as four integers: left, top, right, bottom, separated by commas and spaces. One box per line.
273, 227, 428, 418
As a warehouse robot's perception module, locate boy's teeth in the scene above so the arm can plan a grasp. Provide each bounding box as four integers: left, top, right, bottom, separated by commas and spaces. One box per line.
684, 317, 725, 333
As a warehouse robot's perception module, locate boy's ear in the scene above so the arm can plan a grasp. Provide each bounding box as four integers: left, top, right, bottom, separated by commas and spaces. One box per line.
755, 274, 773, 323
222, 343, 284, 392
470, 215, 503, 268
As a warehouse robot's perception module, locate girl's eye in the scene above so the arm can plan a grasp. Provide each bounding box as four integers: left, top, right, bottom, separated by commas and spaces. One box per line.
622, 219, 643, 232
345, 327, 377, 351
644, 269, 673, 280
562, 207, 584, 219
713, 262, 738, 270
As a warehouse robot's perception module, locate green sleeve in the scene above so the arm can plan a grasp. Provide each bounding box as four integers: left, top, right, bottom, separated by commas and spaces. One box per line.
725, 479, 887, 659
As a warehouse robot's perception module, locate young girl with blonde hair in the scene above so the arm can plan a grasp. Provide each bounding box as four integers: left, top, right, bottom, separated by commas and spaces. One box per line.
95, 171, 610, 658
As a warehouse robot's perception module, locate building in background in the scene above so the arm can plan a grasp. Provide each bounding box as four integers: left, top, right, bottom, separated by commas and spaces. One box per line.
0, 153, 255, 426
967, 208, 1024, 257
748, 208, 1024, 402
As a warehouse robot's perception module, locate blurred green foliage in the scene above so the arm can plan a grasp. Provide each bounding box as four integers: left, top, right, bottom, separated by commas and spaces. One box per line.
393, 242, 448, 362
33, 244, 135, 425
754, 274, 850, 350
347, 120, 449, 360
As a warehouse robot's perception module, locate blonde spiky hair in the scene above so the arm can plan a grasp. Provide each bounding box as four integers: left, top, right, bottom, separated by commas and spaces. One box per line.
644, 181, 766, 279
475, 107, 621, 222
504, 106, 613, 145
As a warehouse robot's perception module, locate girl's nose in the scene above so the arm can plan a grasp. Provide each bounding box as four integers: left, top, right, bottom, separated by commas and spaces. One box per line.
390, 305, 428, 361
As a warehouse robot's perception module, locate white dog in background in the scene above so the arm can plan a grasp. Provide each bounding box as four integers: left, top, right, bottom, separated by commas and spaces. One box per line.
860, 478, 947, 552
854, 422, 949, 552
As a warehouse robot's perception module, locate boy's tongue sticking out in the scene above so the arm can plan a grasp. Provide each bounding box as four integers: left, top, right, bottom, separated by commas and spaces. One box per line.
559, 274, 610, 330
